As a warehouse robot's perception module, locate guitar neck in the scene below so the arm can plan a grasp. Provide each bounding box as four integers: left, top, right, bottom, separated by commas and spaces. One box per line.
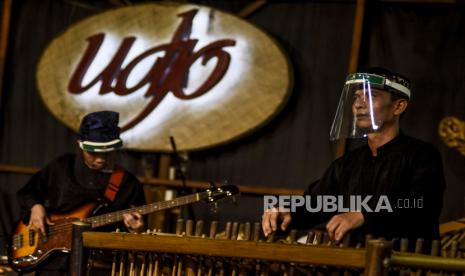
85, 192, 201, 228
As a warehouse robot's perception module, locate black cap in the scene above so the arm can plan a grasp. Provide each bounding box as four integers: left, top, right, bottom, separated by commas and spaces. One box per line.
364, 67, 411, 99
78, 111, 122, 152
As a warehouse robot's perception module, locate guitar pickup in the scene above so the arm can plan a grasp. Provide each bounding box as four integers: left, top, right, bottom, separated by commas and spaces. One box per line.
42, 224, 51, 243
12, 234, 23, 249
28, 229, 35, 246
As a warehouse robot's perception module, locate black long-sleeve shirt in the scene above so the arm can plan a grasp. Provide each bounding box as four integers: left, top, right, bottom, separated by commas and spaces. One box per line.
17, 153, 145, 225
16, 153, 146, 274
291, 132, 445, 250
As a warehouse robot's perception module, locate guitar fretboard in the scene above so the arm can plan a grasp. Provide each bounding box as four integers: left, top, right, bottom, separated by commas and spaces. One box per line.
84, 193, 201, 228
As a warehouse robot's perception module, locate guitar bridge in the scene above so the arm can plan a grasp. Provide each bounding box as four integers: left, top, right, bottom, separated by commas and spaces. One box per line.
11, 254, 39, 265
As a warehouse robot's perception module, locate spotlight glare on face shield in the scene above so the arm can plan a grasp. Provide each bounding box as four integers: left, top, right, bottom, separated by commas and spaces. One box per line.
365, 79, 379, 131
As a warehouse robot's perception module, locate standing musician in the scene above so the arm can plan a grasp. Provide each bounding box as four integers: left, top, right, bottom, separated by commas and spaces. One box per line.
262, 68, 446, 252
17, 110, 145, 275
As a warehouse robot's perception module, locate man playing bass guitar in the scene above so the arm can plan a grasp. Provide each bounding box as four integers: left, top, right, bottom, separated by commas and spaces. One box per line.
16, 111, 145, 275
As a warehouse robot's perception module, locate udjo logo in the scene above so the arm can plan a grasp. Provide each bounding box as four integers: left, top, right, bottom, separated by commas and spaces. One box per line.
37, 4, 291, 151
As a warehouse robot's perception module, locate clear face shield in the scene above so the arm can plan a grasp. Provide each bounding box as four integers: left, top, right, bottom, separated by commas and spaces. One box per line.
329, 73, 410, 141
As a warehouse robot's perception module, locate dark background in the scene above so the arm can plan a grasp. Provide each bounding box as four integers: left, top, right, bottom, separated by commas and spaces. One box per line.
1, 0, 465, 255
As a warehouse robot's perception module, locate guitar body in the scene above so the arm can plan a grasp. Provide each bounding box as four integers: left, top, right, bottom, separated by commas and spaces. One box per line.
9, 202, 97, 272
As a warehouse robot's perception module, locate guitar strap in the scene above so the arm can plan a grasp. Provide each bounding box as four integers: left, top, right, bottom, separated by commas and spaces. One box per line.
103, 165, 125, 202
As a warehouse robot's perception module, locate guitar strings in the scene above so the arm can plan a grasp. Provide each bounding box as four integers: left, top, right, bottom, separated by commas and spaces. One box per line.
12, 190, 237, 245
12, 197, 198, 242
13, 189, 232, 244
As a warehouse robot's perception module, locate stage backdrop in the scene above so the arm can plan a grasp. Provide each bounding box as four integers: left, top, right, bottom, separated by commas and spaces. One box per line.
1, 0, 465, 255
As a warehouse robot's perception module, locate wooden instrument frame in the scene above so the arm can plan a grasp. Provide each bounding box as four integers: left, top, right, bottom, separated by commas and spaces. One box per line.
81, 231, 465, 275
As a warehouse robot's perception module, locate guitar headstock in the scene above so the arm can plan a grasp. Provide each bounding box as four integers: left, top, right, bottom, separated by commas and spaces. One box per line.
203, 184, 239, 203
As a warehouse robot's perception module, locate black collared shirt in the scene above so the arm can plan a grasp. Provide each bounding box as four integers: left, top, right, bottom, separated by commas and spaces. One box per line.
17, 153, 145, 218
16, 153, 145, 273
292, 132, 445, 249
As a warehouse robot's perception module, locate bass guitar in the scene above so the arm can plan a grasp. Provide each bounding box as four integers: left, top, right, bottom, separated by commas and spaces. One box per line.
9, 184, 239, 272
